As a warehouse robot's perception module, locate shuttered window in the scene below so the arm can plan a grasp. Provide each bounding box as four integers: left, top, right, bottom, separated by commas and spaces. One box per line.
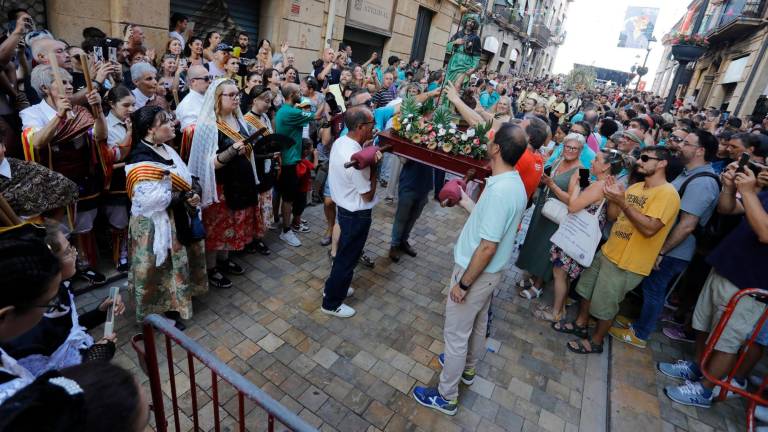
170, 0, 260, 43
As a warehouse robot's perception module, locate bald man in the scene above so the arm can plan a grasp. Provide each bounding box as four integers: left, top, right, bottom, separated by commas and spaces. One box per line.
175, 65, 211, 129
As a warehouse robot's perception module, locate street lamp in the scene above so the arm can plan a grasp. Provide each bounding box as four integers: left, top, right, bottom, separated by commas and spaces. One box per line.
635, 36, 656, 90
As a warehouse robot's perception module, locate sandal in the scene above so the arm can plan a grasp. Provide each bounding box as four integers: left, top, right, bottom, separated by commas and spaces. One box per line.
532, 306, 563, 323
519, 286, 543, 299
551, 320, 588, 339
567, 338, 603, 354
358, 253, 375, 268
516, 278, 534, 290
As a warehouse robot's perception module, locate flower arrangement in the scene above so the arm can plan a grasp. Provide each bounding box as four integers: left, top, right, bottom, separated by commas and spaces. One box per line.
392, 95, 491, 160
663, 32, 710, 48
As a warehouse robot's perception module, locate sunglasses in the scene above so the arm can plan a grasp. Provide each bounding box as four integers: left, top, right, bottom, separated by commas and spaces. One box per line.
639, 154, 662, 162
668, 135, 684, 143
191, 76, 211, 82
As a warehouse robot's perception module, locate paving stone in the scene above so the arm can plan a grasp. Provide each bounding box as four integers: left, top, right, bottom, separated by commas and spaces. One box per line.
363, 400, 394, 430
388, 370, 416, 394
313, 347, 341, 369
257, 333, 285, 353
470, 375, 496, 399
538, 409, 565, 432
297, 385, 329, 412
495, 406, 525, 431
352, 350, 379, 371
317, 398, 352, 427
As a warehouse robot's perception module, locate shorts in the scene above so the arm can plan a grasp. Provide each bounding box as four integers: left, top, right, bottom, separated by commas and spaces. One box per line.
69, 208, 98, 235
575, 251, 644, 321
692, 269, 766, 354
103, 204, 129, 230
277, 164, 299, 203
324, 180, 331, 198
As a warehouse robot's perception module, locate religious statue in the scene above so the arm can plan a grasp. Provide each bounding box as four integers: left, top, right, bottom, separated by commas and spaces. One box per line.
445, 14, 481, 89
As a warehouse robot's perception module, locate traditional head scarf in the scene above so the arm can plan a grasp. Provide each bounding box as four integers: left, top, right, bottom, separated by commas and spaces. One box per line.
187, 78, 258, 208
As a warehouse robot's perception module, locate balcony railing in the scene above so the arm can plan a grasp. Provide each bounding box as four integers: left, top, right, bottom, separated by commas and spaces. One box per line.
719, 0, 767, 27
530, 19, 552, 47
491, 5, 525, 32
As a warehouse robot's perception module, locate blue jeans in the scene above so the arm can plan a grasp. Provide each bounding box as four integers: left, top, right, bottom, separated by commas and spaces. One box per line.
322, 207, 372, 310
391, 188, 429, 247
433, 170, 446, 199
633, 256, 689, 340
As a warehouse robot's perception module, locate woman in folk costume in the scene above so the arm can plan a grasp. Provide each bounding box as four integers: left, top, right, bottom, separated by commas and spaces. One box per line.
243, 85, 281, 256
19, 65, 107, 285
124, 106, 207, 330
102, 85, 136, 272
188, 78, 261, 289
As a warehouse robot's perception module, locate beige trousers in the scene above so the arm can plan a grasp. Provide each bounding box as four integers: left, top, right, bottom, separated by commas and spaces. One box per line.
438, 264, 501, 400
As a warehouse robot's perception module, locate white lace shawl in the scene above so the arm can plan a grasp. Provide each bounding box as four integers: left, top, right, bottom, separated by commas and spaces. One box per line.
126, 144, 194, 265
187, 78, 259, 209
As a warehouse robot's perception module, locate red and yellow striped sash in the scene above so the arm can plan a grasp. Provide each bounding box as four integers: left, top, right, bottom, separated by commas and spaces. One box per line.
244, 113, 271, 135
179, 124, 196, 163
216, 119, 246, 143
126, 165, 191, 199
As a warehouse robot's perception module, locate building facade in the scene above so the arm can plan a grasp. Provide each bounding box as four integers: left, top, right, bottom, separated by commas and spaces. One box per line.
653, 0, 768, 119
31, 0, 569, 79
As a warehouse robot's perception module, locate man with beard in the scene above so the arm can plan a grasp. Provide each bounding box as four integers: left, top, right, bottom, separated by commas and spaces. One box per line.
445, 14, 481, 88
609, 130, 719, 348
555, 146, 680, 354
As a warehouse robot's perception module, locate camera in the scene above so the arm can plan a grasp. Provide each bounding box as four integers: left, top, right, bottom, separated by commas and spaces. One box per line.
325, 92, 341, 115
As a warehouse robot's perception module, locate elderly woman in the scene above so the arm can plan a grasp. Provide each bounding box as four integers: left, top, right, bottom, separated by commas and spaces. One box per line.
19, 65, 107, 284
125, 106, 207, 329
130, 62, 167, 109
188, 79, 261, 290
516, 132, 585, 300
534, 150, 627, 322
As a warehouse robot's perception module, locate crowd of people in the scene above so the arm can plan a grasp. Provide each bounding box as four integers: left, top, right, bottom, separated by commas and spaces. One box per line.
0, 7, 767, 429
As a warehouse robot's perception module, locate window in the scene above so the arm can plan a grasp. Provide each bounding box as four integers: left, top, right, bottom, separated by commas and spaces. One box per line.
496, 61, 504, 72
500, 42, 509, 58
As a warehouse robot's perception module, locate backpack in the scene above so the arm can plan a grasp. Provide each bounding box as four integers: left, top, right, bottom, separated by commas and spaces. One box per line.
676, 171, 737, 254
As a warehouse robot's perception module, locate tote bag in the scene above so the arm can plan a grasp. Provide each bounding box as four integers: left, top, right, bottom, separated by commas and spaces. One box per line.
549, 200, 605, 267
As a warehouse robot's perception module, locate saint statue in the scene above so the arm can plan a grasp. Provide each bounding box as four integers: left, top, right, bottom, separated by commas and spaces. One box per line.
445, 14, 481, 88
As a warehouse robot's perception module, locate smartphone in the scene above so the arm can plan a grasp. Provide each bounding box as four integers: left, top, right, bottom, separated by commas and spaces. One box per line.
722, 111, 731, 121
108, 46, 117, 63
543, 166, 552, 176
103, 286, 120, 338
736, 152, 750, 173
93, 46, 104, 63
579, 168, 590, 188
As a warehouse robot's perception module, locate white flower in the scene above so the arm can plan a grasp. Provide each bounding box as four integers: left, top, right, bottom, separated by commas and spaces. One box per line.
461, 133, 468, 141
406, 124, 412, 131
449, 128, 457, 135
481, 144, 487, 150
438, 129, 446, 136
402, 118, 409, 124
467, 129, 475, 138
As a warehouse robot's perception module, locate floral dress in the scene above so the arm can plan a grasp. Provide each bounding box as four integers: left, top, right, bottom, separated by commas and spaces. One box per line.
126, 141, 208, 322
549, 201, 607, 280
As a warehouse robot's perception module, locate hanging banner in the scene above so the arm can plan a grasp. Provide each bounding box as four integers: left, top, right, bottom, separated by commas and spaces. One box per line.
618, 6, 659, 49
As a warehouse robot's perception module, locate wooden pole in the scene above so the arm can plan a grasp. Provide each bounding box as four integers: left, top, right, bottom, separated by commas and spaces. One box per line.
47, 49, 75, 120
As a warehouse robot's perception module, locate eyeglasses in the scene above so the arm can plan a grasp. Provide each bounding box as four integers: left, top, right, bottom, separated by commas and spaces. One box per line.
191, 76, 211, 82
668, 135, 684, 143
639, 154, 662, 162
564, 145, 581, 152
221, 92, 241, 99
32, 293, 62, 313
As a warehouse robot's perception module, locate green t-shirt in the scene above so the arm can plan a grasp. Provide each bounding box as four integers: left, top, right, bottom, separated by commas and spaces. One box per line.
274, 104, 313, 166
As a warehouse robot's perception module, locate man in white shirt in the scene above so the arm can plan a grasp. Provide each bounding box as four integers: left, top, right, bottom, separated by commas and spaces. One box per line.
175, 65, 211, 129
321, 106, 381, 318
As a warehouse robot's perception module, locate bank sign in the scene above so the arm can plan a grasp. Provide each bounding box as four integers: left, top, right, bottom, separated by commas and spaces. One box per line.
347, 0, 395, 35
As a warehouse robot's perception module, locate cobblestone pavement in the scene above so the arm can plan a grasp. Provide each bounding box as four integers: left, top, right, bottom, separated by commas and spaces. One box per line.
72, 192, 749, 431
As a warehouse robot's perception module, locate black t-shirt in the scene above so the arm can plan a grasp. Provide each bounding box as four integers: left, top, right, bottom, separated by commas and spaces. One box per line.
313, 63, 340, 87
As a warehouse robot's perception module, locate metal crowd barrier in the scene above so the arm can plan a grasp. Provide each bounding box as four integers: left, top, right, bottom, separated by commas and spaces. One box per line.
132, 314, 317, 432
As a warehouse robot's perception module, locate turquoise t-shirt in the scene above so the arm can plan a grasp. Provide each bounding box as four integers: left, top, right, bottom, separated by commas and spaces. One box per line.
454, 171, 527, 273
479, 92, 500, 109
340, 105, 396, 137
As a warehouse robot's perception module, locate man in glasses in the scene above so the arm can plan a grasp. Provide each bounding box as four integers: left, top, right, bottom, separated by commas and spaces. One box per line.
561, 146, 680, 355
610, 130, 719, 349
321, 106, 380, 318
175, 65, 210, 129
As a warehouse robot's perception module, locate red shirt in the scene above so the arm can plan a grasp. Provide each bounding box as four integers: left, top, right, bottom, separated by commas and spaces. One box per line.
296, 159, 315, 193
516, 148, 544, 199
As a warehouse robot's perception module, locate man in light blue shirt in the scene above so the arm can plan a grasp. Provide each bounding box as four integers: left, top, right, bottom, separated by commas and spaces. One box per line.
413, 123, 529, 416
479, 83, 499, 109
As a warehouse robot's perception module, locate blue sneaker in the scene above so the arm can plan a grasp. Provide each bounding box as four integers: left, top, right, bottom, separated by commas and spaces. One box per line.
412, 386, 458, 416
665, 380, 712, 408
437, 353, 476, 385
657, 360, 701, 381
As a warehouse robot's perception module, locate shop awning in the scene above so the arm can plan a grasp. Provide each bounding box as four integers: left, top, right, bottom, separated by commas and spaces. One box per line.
721, 55, 749, 84
484, 36, 500, 54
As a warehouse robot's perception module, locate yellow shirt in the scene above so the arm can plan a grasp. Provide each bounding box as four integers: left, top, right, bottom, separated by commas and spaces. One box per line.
601, 182, 680, 276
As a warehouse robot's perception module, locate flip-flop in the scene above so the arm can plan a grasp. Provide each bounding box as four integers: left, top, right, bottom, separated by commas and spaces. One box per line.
516, 278, 534, 289
519, 286, 543, 299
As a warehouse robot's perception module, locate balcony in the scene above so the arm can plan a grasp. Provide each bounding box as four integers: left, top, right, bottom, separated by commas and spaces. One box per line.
552, 31, 566, 45
706, 0, 768, 45
530, 19, 552, 48
491, 5, 525, 34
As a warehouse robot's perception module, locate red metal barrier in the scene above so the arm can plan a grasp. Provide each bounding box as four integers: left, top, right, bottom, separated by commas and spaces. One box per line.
133, 314, 317, 432
699, 288, 768, 432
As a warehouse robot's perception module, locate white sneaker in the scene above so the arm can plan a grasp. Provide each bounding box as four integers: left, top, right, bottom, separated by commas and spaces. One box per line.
321, 303, 356, 318
756, 405, 768, 423
280, 230, 302, 247
712, 377, 747, 399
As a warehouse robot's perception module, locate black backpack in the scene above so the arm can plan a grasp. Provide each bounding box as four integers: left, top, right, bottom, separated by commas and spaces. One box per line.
677, 172, 737, 254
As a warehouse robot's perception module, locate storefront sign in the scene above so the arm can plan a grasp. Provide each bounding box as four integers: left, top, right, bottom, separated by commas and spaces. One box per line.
346, 0, 395, 36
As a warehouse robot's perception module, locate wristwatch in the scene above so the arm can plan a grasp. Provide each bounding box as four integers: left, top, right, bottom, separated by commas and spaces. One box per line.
458, 279, 470, 291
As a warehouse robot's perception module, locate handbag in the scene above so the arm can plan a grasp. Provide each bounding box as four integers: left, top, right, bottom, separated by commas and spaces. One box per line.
540, 160, 568, 224
549, 199, 605, 267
